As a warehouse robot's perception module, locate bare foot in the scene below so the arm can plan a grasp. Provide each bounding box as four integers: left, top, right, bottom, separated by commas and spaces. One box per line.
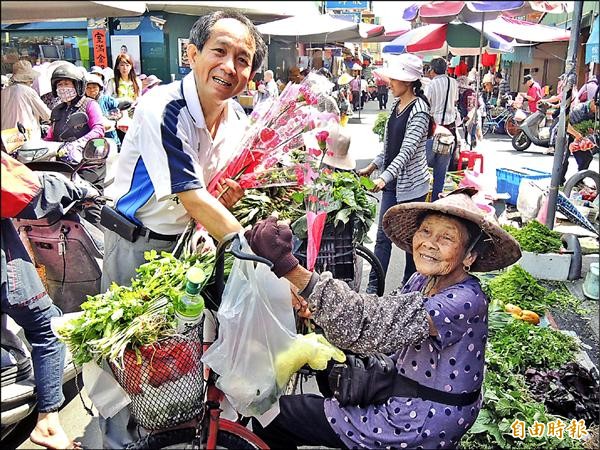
29, 412, 80, 449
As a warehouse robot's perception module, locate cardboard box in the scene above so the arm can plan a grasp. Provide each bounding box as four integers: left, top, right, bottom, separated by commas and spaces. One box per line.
238, 95, 254, 108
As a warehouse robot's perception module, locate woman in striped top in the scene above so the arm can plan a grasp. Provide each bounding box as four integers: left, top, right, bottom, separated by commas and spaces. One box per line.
358, 54, 433, 292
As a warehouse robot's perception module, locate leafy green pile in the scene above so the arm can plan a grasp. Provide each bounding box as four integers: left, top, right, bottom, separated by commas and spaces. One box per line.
57, 250, 227, 367
372, 112, 389, 142
502, 220, 563, 254
489, 318, 579, 374
290, 170, 376, 244
571, 119, 596, 137
461, 346, 584, 450
485, 265, 548, 315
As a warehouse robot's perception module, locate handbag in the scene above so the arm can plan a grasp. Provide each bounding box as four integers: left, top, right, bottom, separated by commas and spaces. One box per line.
328, 352, 480, 408
432, 77, 456, 154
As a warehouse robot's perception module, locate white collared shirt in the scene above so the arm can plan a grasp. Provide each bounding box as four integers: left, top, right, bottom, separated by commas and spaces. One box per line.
425, 74, 459, 126
111, 72, 248, 235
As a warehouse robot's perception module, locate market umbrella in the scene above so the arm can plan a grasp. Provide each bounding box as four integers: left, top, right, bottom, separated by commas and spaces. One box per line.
256, 13, 384, 43
382, 22, 514, 56
402, 1, 573, 23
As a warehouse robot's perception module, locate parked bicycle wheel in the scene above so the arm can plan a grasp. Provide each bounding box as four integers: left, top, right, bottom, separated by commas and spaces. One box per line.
482, 121, 493, 136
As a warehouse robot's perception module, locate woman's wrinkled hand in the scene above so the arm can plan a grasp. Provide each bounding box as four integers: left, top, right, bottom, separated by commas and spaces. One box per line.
216, 178, 244, 209
371, 178, 386, 193
291, 289, 312, 319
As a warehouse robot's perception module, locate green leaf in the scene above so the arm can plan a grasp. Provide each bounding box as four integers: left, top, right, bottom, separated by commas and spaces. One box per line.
360, 176, 375, 190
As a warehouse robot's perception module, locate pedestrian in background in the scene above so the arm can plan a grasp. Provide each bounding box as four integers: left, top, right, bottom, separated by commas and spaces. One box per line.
425, 57, 459, 200
1, 60, 50, 142
358, 53, 433, 291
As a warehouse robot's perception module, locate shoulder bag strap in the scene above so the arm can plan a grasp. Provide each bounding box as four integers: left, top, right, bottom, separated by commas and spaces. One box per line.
441, 76, 451, 126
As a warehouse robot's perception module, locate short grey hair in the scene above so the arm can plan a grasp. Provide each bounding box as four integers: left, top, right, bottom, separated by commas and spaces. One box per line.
264, 70, 273, 79
430, 58, 447, 75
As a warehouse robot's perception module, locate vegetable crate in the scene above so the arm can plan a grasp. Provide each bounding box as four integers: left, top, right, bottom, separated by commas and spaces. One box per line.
109, 324, 204, 430
295, 219, 355, 283
496, 167, 551, 205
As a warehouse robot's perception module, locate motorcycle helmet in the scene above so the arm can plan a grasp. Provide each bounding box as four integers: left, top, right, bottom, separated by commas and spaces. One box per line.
85, 73, 104, 91
51, 62, 85, 97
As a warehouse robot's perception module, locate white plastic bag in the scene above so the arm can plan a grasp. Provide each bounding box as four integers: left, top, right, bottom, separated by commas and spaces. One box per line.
83, 361, 131, 419
517, 180, 548, 223
201, 234, 296, 417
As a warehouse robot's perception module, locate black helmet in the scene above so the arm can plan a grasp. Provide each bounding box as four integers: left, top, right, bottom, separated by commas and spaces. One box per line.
51, 62, 85, 97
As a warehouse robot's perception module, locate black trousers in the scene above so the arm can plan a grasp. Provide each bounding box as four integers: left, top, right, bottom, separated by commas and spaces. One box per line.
78, 164, 105, 225
252, 394, 346, 450
378, 92, 388, 110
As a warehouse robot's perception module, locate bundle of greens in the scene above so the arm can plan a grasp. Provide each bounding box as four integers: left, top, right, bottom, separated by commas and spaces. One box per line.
571, 119, 596, 137
502, 220, 563, 254
290, 170, 376, 245
232, 188, 304, 228
57, 250, 231, 367
372, 112, 388, 142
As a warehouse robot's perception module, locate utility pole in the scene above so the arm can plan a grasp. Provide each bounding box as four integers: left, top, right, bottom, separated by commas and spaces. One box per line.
545, 1, 584, 229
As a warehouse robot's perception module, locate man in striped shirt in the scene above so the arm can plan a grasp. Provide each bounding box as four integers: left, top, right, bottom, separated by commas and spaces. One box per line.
424, 58, 459, 200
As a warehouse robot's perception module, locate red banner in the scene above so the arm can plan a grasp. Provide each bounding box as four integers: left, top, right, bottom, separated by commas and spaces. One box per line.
92, 29, 108, 68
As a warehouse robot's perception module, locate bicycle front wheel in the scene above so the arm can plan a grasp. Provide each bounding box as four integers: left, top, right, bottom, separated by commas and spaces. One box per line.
348, 244, 385, 296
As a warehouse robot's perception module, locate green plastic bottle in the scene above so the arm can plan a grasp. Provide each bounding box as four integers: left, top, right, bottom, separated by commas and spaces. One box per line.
175, 267, 206, 333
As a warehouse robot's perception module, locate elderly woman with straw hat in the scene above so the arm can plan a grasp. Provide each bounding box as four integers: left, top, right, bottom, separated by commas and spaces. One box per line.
245, 188, 521, 450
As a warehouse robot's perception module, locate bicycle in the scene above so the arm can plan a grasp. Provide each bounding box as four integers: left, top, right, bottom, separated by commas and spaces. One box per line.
120, 234, 273, 450
481, 97, 520, 137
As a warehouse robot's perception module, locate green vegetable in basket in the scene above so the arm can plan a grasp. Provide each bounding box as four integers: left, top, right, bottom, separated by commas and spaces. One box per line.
57, 250, 231, 367
502, 220, 563, 254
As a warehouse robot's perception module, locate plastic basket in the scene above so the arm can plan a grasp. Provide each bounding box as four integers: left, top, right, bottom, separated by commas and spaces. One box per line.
496, 167, 551, 205
294, 219, 355, 282
109, 323, 204, 430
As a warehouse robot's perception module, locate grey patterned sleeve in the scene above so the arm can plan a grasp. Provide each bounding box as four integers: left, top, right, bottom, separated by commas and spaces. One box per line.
307, 273, 430, 355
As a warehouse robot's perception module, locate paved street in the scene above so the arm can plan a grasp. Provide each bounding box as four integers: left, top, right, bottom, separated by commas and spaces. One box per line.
7, 96, 598, 450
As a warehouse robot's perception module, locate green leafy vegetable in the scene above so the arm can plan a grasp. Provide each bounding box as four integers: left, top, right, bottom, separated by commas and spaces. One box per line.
372, 112, 388, 142
57, 250, 231, 367
485, 265, 549, 315
502, 220, 563, 254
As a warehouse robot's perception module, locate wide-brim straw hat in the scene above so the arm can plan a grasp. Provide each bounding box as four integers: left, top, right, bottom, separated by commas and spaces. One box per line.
322, 125, 355, 170
382, 188, 521, 272
12, 60, 39, 83
338, 73, 352, 85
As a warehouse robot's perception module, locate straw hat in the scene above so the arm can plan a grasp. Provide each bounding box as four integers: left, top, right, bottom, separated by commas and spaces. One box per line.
322, 125, 355, 170
375, 54, 423, 83
382, 188, 521, 272
12, 60, 39, 83
338, 73, 352, 85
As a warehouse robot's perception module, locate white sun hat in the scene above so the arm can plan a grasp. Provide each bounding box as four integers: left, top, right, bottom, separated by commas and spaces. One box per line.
375, 53, 423, 83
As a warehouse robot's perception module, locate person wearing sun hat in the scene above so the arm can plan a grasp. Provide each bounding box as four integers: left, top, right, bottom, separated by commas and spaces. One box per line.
243, 187, 521, 450
357, 52, 435, 292
334, 72, 353, 126
1, 60, 51, 142
321, 123, 355, 171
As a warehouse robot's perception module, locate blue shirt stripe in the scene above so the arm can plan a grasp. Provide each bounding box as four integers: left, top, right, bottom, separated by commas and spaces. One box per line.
160, 98, 203, 193
115, 156, 154, 226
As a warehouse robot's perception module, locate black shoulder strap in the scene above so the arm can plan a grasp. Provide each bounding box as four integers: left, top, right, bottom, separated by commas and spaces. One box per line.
442, 76, 451, 126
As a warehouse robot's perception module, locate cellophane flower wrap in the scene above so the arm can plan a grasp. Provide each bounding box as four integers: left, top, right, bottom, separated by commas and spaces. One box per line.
207, 72, 338, 194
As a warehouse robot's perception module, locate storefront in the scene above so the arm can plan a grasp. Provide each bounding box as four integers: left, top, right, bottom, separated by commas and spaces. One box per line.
1, 21, 89, 74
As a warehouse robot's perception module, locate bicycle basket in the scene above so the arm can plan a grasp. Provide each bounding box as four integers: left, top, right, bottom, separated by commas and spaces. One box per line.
294, 218, 355, 282
108, 323, 204, 430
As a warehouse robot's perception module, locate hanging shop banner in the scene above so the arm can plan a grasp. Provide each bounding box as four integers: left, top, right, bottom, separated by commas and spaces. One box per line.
92, 29, 108, 68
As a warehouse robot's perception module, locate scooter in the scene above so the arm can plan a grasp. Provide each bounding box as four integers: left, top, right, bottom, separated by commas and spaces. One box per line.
11, 111, 120, 188
1, 140, 109, 440
511, 100, 557, 152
